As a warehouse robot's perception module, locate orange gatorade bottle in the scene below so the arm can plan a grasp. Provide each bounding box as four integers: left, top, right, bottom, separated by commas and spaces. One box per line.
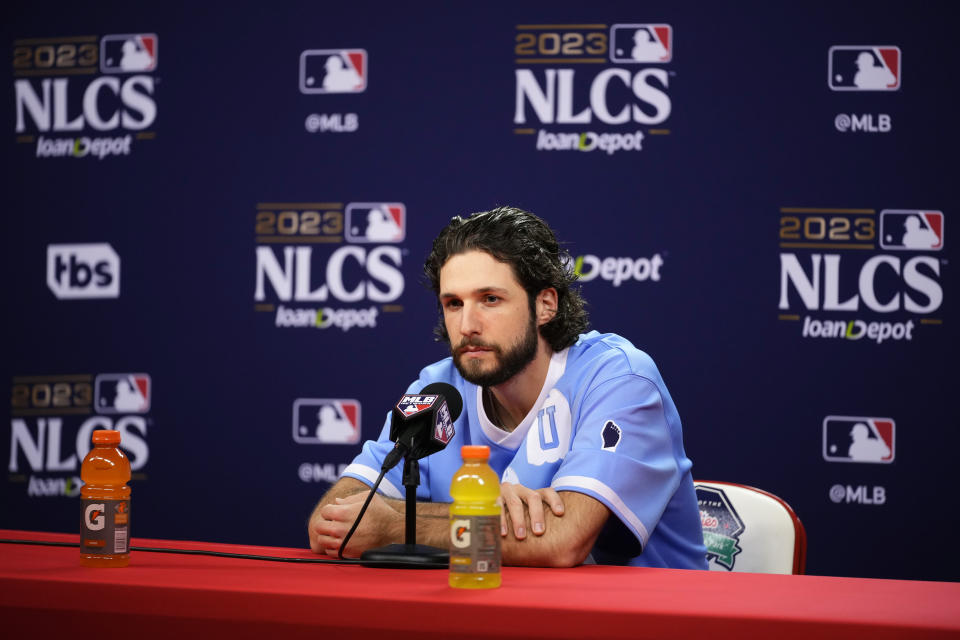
449, 445, 501, 588
80, 429, 131, 567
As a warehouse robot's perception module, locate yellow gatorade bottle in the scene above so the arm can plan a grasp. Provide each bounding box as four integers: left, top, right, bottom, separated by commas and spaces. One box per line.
80, 429, 131, 567
449, 445, 501, 588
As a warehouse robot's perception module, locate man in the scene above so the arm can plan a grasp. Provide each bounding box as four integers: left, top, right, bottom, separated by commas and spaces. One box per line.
309, 206, 707, 568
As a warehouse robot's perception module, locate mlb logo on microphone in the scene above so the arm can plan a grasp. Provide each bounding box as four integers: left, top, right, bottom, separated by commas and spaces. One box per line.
609, 24, 672, 63
397, 395, 437, 417
823, 416, 895, 464
100, 34, 158, 73
300, 49, 367, 94
95, 374, 151, 414
345, 203, 406, 243
293, 399, 361, 444
879, 210, 944, 251
828, 46, 900, 91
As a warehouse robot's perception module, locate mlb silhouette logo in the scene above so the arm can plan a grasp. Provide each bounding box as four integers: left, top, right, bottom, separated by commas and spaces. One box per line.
823, 416, 895, 464
293, 398, 361, 444
100, 34, 158, 73
879, 210, 944, 251
94, 374, 151, 414
300, 49, 367, 94
609, 24, 672, 63
828, 46, 900, 91
345, 203, 406, 243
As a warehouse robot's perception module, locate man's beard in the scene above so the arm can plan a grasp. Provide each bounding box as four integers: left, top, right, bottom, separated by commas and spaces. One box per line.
451, 315, 539, 388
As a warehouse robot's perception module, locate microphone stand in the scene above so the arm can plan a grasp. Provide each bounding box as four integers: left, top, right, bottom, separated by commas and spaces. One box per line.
359, 456, 449, 568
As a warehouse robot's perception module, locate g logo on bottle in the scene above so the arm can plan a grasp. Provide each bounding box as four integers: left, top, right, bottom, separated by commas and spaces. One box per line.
85, 503, 105, 531
451, 519, 471, 548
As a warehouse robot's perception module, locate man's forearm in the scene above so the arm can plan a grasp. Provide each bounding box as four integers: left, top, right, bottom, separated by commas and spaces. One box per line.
380, 497, 451, 549
310, 477, 368, 523
501, 491, 610, 568
309, 477, 452, 553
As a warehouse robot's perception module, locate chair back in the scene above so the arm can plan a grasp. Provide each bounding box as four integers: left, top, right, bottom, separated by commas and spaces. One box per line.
694, 480, 807, 574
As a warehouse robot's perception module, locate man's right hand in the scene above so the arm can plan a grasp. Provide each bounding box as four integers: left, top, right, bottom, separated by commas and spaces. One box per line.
310, 489, 403, 557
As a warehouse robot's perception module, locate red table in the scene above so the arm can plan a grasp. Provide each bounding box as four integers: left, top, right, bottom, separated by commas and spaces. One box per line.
1, 529, 958, 639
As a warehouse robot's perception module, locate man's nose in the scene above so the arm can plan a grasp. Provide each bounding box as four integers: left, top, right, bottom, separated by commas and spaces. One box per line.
458, 302, 482, 336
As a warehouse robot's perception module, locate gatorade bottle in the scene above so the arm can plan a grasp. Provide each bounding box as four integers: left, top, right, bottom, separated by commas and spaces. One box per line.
80, 429, 131, 567
449, 445, 501, 589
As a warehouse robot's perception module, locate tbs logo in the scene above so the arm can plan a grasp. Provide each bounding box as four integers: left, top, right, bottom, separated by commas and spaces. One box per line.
293, 398, 360, 444
345, 203, 405, 243
95, 374, 151, 414
829, 46, 900, 91
47, 243, 120, 299
609, 24, 672, 63
100, 34, 158, 73
300, 49, 367, 94
823, 416, 895, 464
879, 210, 944, 251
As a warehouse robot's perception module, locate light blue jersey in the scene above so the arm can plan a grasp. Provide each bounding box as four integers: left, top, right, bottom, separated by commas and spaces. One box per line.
342, 331, 707, 569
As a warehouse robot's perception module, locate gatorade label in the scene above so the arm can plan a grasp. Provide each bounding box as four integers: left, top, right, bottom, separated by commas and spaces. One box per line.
449, 515, 501, 574
81, 499, 130, 555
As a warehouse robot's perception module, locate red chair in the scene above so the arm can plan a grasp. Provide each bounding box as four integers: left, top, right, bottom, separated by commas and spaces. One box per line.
694, 480, 807, 574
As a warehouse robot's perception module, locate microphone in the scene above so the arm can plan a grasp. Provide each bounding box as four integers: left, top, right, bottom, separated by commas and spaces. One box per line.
381, 382, 463, 473
360, 382, 463, 569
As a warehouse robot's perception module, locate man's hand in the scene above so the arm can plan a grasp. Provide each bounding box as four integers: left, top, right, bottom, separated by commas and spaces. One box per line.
498, 482, 566, 540
311, 490, 403, 558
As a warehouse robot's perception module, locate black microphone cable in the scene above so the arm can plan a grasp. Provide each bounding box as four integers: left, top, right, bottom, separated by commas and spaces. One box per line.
0, 537, 366, 564
336, 456, 392, 560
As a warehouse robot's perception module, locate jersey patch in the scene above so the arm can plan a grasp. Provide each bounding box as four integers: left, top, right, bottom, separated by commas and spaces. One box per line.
601, 420, 622, 451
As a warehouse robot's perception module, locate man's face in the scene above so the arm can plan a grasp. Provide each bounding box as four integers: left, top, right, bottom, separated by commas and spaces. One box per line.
439, 250, 539, 387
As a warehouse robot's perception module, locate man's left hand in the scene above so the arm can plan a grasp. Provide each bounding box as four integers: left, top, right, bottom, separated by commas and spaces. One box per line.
498, 482, 565, 540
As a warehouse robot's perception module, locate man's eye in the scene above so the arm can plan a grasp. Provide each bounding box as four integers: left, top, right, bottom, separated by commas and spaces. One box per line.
444, 299, 462, 309
485, 295, 500, 304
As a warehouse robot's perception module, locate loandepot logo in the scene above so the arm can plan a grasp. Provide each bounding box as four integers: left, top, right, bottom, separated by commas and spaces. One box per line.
573, 253, 664, 286
513, 23, 673, 155
274, 305, 378, 331
777, 207, 945, 344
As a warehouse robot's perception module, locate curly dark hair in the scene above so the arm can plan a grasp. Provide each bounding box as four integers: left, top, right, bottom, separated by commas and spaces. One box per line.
423, 206, 589, 351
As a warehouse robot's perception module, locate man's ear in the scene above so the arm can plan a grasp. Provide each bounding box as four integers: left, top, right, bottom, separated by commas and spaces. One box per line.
535, 288, 558, 326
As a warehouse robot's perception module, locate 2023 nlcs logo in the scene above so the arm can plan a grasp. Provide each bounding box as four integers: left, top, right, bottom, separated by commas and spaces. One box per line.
512, 23, 673, 155
8, 373, 152, 498
777, 207, 945, 344
13, 33, 159, 159
253, 201, 406, 332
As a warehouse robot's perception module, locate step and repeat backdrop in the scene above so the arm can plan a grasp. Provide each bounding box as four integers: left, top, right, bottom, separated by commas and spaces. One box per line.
2, 2, 956, 581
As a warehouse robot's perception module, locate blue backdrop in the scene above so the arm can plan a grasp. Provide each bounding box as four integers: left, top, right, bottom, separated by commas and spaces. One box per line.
3, 1, 956, 582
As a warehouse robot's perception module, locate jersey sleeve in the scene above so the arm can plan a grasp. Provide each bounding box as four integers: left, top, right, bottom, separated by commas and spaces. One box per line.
550, 373, 688, 550
340, 379, 424, 499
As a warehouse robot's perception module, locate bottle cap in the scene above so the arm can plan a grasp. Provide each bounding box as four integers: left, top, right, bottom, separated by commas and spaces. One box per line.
91, 429, 121, 445
461, 445, 490, 460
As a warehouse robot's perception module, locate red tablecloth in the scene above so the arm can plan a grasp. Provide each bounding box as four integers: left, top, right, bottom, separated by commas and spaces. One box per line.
1, 529, 958, 639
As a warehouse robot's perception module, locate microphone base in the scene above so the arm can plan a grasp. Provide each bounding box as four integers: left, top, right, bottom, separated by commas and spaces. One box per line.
360, 543, 448, 569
